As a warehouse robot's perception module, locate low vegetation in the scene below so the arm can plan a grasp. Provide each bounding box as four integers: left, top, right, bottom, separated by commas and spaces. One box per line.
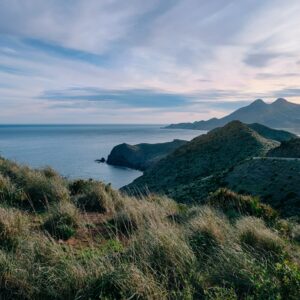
0, 157, 299, 299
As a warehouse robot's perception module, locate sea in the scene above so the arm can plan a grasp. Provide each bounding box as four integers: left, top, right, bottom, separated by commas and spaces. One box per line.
0, 125, 203, 188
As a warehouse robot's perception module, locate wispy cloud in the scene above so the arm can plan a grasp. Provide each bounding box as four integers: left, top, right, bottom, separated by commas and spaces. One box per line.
41, 88, 192, 108
0, 0, 300, 123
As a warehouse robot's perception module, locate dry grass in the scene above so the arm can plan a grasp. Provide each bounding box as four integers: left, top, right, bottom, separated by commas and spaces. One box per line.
0, 157, 299, 299
236, 216, 285, 255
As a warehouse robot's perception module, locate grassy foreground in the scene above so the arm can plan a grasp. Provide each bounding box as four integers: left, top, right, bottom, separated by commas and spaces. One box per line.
0, 157, 299, 299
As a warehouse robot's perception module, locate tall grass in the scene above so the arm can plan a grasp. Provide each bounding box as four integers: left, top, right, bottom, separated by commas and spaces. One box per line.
0, 157, 299, 299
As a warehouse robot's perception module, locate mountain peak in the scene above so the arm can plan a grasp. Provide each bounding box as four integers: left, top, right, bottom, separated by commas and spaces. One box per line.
250, 99, 266, 106
273, 98, 288, 105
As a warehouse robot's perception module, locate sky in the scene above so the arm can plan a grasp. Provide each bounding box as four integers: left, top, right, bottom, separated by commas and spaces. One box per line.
0, 0, 300, 124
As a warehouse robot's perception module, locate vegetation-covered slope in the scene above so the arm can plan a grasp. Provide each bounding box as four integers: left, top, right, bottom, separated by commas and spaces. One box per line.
224, 158, 300, 217
248, 123, 297, 142
166, 98, 300, 131
267, 138, 300, 158
125, 121, 278, 198
0, 157, 299, 299
107, 139, 187, 171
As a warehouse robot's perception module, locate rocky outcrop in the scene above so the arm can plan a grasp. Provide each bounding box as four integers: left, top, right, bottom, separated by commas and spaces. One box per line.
107, 139, 187, 171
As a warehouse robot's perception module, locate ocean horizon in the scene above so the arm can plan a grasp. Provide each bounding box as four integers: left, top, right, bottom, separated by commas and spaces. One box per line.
0, 124, 202, 188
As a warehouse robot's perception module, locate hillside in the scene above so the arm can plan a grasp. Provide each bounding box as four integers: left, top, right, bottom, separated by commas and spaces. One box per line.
0, 156, 299, 299
267, 138, 300, 158
224, 158, 300, 217
107, 139, 187, 171
125, 121, 278, 200
165, 98, 300, 132
248, 123, 297, 142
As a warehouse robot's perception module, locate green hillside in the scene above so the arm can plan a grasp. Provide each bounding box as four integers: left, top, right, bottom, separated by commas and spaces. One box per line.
125, 121, 278, 199
267, 138, 300, 158
224, 158, 300, 217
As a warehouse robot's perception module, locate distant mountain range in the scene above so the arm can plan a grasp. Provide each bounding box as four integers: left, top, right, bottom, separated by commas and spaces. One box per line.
165, 98, 300, 132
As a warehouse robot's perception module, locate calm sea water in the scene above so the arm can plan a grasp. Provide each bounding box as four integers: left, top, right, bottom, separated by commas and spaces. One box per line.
0, 125, 202, 188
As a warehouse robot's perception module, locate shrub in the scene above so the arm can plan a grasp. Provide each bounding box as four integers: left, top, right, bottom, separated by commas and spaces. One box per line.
19, 171, 70, 211
275, 260, 300, 299
0, 159, 69, 210
75, 182, 117, 213
69, 179, 92, 195
205, 287, 238, 300
41, 166, 59, 179
43, 202, 80, 240
207, 188, 278, 221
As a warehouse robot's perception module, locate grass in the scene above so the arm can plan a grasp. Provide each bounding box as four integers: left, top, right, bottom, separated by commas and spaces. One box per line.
0, 157, 299, 299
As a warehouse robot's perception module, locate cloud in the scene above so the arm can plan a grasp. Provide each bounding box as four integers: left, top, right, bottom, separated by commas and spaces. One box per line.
244, 52, 283, 67
256, 72, 299, 79
0, 0, 300, 123
41, 88, 193, 108
274, 88, 300, 98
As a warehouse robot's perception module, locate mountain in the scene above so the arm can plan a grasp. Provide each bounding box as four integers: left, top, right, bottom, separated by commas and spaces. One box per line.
107, 122, 291, 172
247, 123, 297, 142
106, 139, 187, 171
165, 98, 300, 132
267, 138, 300, 158
124, 121, 278, 202
224, 158, 300, 217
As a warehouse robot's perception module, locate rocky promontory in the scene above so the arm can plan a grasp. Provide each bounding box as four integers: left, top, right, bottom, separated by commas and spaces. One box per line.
107, 139, 187, 171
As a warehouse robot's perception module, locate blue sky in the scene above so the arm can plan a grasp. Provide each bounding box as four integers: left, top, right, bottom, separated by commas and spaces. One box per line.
0, 0, 300, 124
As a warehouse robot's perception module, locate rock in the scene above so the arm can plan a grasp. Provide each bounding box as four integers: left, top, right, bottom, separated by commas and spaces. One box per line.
95, 157, 106, 163
107, 139, 187, 171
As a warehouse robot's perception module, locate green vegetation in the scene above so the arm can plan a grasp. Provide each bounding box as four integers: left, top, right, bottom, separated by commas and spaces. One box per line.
0, 157, 299, 299
125, 121, 278, 201
267, 138, 300, 158
225, 159, 300, 217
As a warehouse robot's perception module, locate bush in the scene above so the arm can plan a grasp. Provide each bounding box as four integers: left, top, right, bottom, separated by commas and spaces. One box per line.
0, 159, 69, 210
207, 188, 278, 221
19, 171, 70, 211
69, 179, 92, 195
75, 182, 117, 213
43, 202, 80, 240
41, 166, 59, 179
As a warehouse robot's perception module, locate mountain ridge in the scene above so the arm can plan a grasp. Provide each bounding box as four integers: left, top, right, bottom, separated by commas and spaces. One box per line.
165, 98, 300, 131
124, 121, 278, 200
